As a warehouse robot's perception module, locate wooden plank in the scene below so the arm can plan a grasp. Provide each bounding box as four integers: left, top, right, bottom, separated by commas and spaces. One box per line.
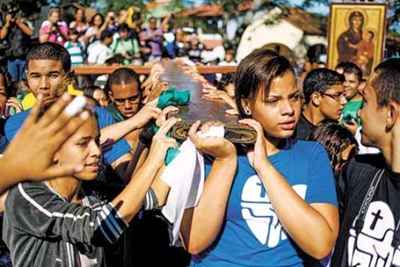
72, 64, 237, 75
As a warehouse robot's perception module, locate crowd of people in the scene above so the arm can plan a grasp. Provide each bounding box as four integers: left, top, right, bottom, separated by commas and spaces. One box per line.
0, 3, 400, 267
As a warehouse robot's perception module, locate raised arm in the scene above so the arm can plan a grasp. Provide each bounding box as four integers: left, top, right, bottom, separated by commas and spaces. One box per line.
111, 117, 179, 224
0, 94, 88, 194
180, 121, 237, 254
240, 119, 339, 259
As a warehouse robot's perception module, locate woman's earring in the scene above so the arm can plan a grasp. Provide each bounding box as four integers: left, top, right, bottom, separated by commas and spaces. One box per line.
244, 107, 251, 115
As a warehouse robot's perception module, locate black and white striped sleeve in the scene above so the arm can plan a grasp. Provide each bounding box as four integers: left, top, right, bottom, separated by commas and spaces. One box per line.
5, 182, 128, 247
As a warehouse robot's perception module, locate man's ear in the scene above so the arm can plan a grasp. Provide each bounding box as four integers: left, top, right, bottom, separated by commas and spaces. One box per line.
240, 98, 252, 115
311, 92, 321, 107
386, 101, 400, 130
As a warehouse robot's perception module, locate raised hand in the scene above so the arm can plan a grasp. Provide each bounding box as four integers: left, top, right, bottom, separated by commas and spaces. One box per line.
147, 117, 179, 165
1, 94, 89, 181
188, 120, 236, 160
239, 119, 267, 169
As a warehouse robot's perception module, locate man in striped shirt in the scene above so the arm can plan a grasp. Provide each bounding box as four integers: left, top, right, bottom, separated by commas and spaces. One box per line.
64, 29, 85, 66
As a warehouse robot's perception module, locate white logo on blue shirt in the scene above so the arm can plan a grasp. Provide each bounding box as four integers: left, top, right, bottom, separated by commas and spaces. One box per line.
241, 175, 307, 247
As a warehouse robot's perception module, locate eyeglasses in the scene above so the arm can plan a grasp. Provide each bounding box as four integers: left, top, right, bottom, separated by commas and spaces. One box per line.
113, 95, 141, 106
321, 92, 347, 102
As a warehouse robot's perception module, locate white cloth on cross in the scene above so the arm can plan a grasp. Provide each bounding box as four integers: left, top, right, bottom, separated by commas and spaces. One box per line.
161, 125, 225, 245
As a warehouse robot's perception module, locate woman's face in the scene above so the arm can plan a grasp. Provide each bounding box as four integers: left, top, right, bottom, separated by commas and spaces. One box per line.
49, 11, 60, 24
55, 116, 101, 181
351, 15, 363, 30
248, 71, 302, 139
94, 14, 103, 27
75, 9, 84, 21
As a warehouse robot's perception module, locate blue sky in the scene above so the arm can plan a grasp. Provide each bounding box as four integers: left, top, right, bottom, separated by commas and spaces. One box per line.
289, 0, 329, 15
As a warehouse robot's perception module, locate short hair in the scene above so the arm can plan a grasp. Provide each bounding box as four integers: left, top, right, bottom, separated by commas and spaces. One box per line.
100, 30, 114, 41
303, 68, 344, 104
234, 48, 294, 118
26, 42, 71, 73
105, 67, 141, 96
371, 58, 400, 107
341, 62, 363, 82
118, 23, 130, 32
309, 121, 357, 176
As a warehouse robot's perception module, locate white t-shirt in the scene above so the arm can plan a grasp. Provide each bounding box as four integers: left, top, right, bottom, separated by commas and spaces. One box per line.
87, 41, 113, 64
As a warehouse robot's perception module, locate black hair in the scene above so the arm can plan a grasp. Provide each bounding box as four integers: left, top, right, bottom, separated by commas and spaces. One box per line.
118, 23, 130, 32
309, 121, 357, 177
105, 67, 141, 97
0, 68, 12, 96
26, 42, 71, 73
218, 73, 235, 91
303, 68, 344, 104
100, 30, 114, 41
371, 58, 400, 107
90, 13, 104, 26
234, 48, 294, 118
340, 62, 363, 82
307, 44, 327, 64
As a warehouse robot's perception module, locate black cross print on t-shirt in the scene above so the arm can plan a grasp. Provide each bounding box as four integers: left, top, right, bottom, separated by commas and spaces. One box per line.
370, 209, 383, 230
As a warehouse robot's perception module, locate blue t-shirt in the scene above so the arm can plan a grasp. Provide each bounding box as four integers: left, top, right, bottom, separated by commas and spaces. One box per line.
4, 106, 130, 165
191, 140, 337, 267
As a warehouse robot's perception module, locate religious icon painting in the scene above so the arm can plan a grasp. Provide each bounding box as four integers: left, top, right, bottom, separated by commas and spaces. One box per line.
327, 3, 387, 77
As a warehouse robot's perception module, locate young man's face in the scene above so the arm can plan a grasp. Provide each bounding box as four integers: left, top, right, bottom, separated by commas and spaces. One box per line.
110, 81, 141, 118
359, 75, 387, 148
343, 72, 361, 100
249, 71, 301, 139
55, 116, 101, 181
319, 84, 347, 121
27, 59, 68, 108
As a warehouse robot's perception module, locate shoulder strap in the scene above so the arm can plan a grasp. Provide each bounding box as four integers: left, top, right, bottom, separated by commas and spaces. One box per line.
354, 168, 384, 233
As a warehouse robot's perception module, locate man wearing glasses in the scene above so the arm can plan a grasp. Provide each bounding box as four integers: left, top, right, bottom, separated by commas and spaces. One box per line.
295, 68, 346, 140
105, 67, 142, 122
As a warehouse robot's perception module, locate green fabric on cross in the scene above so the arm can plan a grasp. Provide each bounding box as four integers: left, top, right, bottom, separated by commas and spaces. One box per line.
154, 88, 191, 165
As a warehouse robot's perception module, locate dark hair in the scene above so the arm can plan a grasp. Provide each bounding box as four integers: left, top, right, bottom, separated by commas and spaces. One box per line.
83, 85, 104, 106
218, 73, 235, 90
48, 7, 60, 17
100, 30, 114, 41
367, 30, 375, 39
234, 48, 293, 118
90, 13, 104, 26
309, 121, 357, 176
302, 68, 344, 104
118, 23, 130, 32
105, 67, 141, 96
371, 58, 400, 107
349, 11, 364, 29
0, 68, 12, 96
26, 42, 71, 73
307, 44, 327, 64
340, 62, 363, 82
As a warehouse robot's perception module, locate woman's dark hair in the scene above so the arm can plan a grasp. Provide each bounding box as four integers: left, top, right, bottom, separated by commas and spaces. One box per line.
309, 121, 357, 176
349, 11, 364, 30
234, 48, 294, 118
90, 13, 104, 26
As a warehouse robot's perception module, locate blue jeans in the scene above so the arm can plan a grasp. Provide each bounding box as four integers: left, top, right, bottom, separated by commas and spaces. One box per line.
7, 59, 26, 82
